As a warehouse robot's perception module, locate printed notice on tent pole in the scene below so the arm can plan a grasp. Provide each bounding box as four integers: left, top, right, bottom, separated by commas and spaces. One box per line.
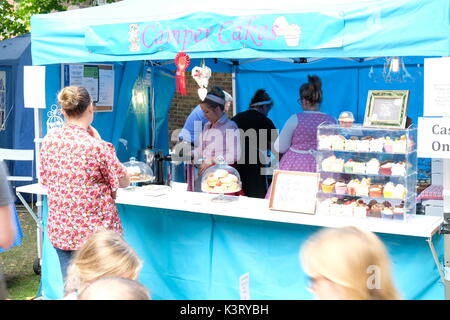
424, 57, 450, 117
61, 64, 114, 112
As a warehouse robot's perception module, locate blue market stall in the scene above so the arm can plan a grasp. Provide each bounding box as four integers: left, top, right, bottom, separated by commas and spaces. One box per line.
0, 34, 35, 185
25, 0, 449, 299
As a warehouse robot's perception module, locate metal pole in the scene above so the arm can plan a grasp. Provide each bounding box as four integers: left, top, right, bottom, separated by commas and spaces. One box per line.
33, 105, 43, 264
443, 158, 450, 299
232, 65, 237, 116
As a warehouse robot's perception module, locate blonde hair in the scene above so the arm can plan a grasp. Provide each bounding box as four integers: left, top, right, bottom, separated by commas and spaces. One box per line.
300, 226, 401, 300
57, 86, 91, 118
65, 230, 142, 295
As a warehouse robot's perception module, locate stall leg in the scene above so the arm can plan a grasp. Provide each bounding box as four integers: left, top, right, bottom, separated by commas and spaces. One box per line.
443, 159, 450, 299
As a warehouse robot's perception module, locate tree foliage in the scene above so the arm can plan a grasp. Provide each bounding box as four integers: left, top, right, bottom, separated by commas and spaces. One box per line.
0, 0, 117, 39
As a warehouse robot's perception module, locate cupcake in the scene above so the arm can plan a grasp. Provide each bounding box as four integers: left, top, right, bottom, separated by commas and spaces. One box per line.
393, 136, 407, 153
335, 181, 347, 195
365, 158, 380, 175
347, 179, 359, 195
369, 138, 385, 153
331, 135, 346, 151
356, 139, 370, 152
392, 184, 406, 199
321, 156, 337, 171
344, 138, 358, 152
391, 162, 406, 176
342, 200, 356, 217
384, 137, 394, 153
331, 158, 345, 172
338, 111, 354, 128
383, 182, 395, 198
321, 178, 336, 193
369, 185, 383, 198
355, 183, 369, 197
393, 206, 405, 220
318, 135, 333, 150
354, 200, 368, 218
381, 207, 394, 219
344, 159, 354, 173
352, 161, 366, 174
379, 161, 393, 175
368, 202, 383, 218
330, 199, 343, 216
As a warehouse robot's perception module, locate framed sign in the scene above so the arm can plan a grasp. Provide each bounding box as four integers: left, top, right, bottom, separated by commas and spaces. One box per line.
269, 170, 319, 214
61, 63, 114, 112
363, 90, 409, 129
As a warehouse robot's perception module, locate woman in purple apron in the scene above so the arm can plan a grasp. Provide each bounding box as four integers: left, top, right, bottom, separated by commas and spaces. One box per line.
266, 75, 336, 198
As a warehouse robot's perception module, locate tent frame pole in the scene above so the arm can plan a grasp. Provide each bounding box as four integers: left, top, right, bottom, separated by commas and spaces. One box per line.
231, 65, 237, 116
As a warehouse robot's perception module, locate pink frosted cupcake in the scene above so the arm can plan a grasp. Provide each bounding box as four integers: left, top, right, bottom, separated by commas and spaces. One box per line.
335, 181, 347, 195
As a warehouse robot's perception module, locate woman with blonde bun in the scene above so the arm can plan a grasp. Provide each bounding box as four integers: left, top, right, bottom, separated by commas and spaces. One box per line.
300, 226, 401, 300
40, 86, 130, 283
64, 230, 143, 299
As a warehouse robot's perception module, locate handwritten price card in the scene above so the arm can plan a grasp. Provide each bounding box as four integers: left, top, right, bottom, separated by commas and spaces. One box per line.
269, 170, 319, 214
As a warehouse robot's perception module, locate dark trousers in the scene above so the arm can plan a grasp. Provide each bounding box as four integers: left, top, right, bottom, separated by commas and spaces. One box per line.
54, 247, 75, 284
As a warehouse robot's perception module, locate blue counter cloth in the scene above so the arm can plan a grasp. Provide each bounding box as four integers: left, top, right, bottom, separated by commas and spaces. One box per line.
39, 198, 444, 300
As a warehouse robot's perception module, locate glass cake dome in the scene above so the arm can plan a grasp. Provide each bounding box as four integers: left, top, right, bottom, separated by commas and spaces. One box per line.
201, 156, 241, 202
123, 157, 154, 187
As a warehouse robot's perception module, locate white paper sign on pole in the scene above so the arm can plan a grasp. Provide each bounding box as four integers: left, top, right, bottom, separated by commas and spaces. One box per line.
417, 117, 450, 159
24, 66, 46, 109
424, 57, 450, 117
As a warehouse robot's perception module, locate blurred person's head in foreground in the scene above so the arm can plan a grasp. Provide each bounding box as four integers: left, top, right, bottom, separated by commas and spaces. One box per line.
65, 230, 142, 296
78, 277, 150, 300
300, 226, 401, 300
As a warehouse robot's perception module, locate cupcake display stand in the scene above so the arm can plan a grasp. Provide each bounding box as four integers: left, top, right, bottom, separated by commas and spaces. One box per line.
316, 124, 417, 221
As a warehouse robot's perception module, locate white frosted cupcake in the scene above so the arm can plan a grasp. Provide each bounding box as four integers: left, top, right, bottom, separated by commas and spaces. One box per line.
318, 135, 333, 150
352, 161, 366, 174
369, 138, 385, 153
391, 162, 406, 176
365, 158, 380, 175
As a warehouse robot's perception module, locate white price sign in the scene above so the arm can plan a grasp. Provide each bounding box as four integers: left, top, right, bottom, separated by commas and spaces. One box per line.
269, 170, 319, 214
424, 57, 450, 117
418, 117, 450, 158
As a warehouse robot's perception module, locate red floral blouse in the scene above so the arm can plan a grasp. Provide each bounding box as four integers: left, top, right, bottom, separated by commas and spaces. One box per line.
40, 124, 127, 250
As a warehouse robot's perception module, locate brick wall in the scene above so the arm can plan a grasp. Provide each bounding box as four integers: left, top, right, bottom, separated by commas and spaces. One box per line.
167, 72, 232, 148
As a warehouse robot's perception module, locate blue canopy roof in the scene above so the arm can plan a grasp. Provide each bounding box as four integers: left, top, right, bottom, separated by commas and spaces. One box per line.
31, 0, 450, 66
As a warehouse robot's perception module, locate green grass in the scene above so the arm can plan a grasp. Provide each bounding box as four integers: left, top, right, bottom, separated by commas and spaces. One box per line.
0, 204, 41, 300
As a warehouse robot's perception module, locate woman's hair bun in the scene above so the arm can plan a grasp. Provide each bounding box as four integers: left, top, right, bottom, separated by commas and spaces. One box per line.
308, 75, 322, 91
57, 86, 91, 117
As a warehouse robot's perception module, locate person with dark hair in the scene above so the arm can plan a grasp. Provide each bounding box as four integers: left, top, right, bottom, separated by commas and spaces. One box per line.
40, 86, 130, 282
188, 86, 240, 192
266, 75, 336, 198
231, 89, 277, 198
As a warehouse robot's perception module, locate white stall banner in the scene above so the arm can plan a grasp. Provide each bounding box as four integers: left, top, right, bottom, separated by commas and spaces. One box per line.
424, 57, 450, 117
417, 116, 450, 158
24, 66, 46, 109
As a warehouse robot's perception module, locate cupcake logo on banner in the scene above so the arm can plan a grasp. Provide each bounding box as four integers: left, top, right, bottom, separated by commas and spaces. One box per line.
128, 24, 140, 52
46, 104, 65, 132
273, 16, 301, 47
